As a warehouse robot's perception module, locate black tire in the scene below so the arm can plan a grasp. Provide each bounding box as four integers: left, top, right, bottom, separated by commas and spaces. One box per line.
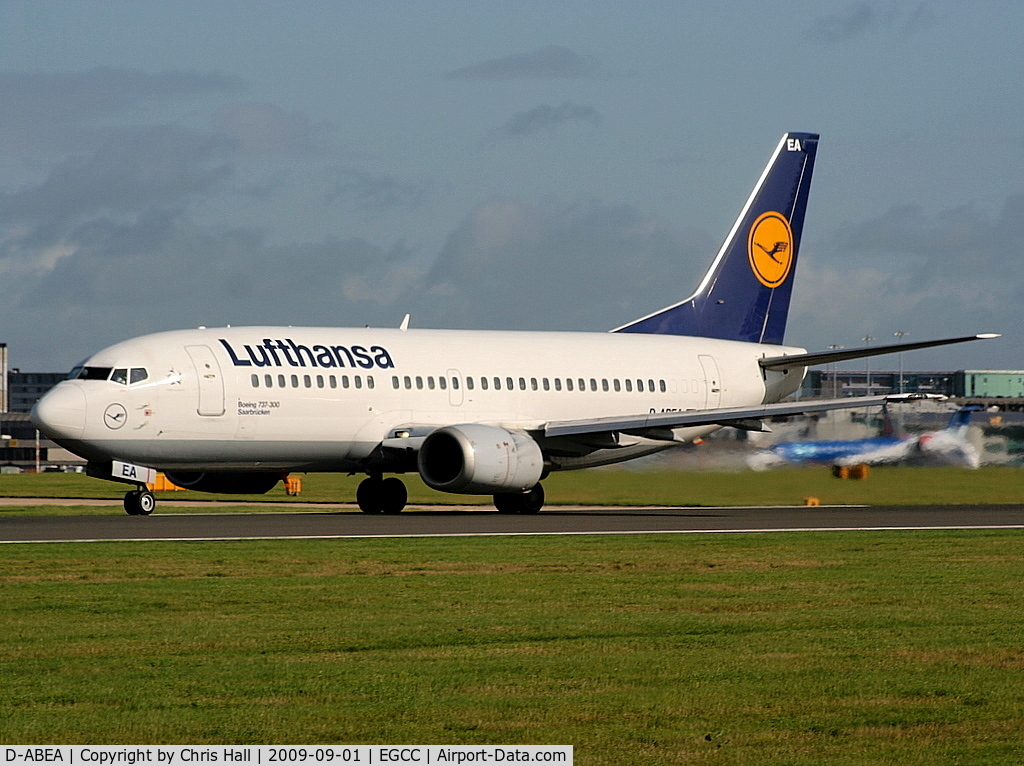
380, 477, 408, 514
356, 478, 383, 514
124, 489, 156, 516
493, 483, 545, 514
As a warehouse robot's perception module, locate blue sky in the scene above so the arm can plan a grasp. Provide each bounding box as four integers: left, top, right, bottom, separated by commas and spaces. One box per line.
1, 1, 1021, 371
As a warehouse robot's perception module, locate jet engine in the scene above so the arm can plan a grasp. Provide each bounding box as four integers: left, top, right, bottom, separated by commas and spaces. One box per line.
417, 424, 544, 494
164, 471, 282, 494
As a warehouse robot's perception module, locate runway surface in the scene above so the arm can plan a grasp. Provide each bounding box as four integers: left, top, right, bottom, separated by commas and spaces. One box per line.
2, 500, 1023, 543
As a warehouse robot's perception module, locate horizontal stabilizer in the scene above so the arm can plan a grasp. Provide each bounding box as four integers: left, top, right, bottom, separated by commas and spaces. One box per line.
759, 333, 1000, 371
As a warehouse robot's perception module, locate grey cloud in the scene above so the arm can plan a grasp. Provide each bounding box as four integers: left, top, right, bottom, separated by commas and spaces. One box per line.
789, 198, 1023, 365
498, 103, 603, 138
0, 67, 245, 155
213, 102, 329, 156
445, 45, 601, 80
4, 211, 420, 369
902, 4, 938, 36
803, 2, 937, 45
804, 3, 877, 44
417, 197, 712, 332
326, 168, 433, 214
0, 125, 235, 224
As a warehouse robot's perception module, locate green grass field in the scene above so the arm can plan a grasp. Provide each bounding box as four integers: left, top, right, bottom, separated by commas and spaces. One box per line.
1, 465, 1022, 512
3, 467, 1023, 761
3, 532, 1024, 763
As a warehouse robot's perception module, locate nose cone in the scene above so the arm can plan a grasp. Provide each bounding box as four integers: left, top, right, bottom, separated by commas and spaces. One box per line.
31, 383, 87, 441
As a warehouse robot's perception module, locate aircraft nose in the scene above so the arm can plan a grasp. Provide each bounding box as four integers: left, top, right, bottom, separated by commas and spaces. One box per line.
31, 383, 87, 440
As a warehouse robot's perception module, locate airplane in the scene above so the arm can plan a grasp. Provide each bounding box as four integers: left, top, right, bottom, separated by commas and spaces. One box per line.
747, 405, 983, 472
30, 132, 999, 515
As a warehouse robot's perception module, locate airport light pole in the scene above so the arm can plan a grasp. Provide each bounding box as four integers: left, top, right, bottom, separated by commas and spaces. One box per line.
862, 336, 875, 396
827, 344, 843, 398
893, 330, 909, 393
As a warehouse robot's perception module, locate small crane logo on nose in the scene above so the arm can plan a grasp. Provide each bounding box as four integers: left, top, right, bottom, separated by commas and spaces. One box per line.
104, 403, 128, 430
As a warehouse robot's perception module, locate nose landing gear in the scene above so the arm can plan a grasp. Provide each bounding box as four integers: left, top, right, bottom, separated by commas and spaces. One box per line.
124, 487, 156, 516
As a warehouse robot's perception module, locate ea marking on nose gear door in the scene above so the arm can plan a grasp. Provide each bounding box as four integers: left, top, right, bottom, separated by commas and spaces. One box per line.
747, 211, 794, 288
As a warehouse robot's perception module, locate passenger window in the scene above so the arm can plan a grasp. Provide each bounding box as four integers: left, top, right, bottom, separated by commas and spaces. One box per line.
291, 375, 299, 388
452, 377, 460, 390
614, 380, 621, 392
554, 378, 562, 391
625, 379, 633, 392
251, 374, 259, 388
367, 376, 374, 389
416, 376, 424, 390
110, 368, 129, 385
565, 378, 573, 392
542, 378, 550, 391
519, 377, 526, 390
428, 376, 435, 390
590, 378, 598, 392
343, 375, 351, 389
317, 375, 324, 389
494, 377, 502, 391
439, 377, 447, 390
330, 376, 337, 389
480, 377, 488, 390
265, 375, 273, 388
659, 379, 666, 393
303, 375, 312, 388
354, 376, 362, 389
392, 376, 400, 389
507, 377, 514, 390
531, 378, 538, 391
578, 378, 585, 391
130, 368, 148, 384
649, 379, 656, 392
278, 375, 286, 388
467, 377, 475, 390
602, 379, 609, 392
403, 376, 411, 389
636, 379, 643, 392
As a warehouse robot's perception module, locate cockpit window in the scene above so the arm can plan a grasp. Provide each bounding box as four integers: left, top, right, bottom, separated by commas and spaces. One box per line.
67, 366, 114, 381
66, 364, 149, 384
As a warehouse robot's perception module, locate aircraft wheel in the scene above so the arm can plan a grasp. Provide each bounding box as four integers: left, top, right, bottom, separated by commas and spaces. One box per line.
356, 478, 383, 514
493, 483, 545, 514
380, 477, 408, 514
124, 489, 156, 516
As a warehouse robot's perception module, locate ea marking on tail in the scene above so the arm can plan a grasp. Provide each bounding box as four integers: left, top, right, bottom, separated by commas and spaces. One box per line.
748, 211, 794, 288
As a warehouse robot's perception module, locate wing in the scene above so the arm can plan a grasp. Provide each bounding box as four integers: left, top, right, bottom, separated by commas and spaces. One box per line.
543, 395, 892, 441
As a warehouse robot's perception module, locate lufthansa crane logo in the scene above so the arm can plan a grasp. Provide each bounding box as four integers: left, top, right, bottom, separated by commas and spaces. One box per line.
747, 211, 794, 288
103, 403, 128, 430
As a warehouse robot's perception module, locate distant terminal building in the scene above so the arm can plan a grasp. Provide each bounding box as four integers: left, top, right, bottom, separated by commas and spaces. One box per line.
802, 369, 1024, 408
5, 371, 67, 413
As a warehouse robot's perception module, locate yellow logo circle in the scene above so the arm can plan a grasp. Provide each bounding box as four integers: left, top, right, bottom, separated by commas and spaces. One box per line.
747, 211, 794, 288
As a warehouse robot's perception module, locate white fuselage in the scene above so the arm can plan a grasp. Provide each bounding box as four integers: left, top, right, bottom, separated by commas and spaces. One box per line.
35, 326, 806, 473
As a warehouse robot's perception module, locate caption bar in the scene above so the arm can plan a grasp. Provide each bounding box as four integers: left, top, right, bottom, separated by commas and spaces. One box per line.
4, 747, 571, 766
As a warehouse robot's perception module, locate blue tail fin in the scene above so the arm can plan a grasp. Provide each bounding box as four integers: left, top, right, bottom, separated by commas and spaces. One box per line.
613, 132, 819, 344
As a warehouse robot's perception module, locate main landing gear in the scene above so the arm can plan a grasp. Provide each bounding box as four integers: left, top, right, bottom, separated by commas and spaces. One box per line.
493, 484, 544, 514
124, 487, 156, 516
354, 476, 546, 514
356, 475, 409, 514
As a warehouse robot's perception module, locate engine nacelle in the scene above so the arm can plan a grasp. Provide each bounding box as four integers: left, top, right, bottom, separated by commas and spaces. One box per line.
418, 424, 544, 494
164, 471, 281, 494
